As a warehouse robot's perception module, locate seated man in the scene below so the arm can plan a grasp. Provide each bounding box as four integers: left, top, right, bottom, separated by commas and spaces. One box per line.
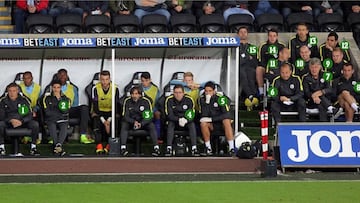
109, 0, 135, 16
331, 47, 349, 80
164, 84, 199, 157
333, 63, 360, 122
48, 1, 84, 17
256, 29, 286, 96
198, 81, 235, 156
134, 0, 171, 23
319, 31, 351, 62
91, 71, 120, 154
14, 0, 49, 33
43, 80, 69, 156
223, 0, 255, 23
264, 47, 291, 84
56, 69, 93, 144
140, 72, 162, 143
120, 86, 160, 156
271, 63, 306, 124
0, 83, 40, 156
302, 58, 334, 121
170, 72, 201, 110
294, 45, 311, 77
193, 0, 223, 19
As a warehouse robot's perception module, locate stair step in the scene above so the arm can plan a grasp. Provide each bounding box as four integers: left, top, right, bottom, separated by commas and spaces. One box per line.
0, 7, 11, 16
0, 24, 13, 33
0, 16, 11, 24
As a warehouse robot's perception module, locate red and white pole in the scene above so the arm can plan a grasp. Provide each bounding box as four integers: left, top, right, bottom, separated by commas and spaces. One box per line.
260, 111, 269, 160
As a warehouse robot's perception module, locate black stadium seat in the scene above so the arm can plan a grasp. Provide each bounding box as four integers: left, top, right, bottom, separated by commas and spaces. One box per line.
56, 13, 82, 33
85, 15, 111, 33
113, 14, 140, 33
227, 14, 254, 32
347, 13, 360, 47
142, 14, 168, 33
316, 13, 344, 32
199, 14, 226, 33
26, 14, 54, 34
170, 14, 197, 33
256, 13, 284, 32
286, 12, 314, 32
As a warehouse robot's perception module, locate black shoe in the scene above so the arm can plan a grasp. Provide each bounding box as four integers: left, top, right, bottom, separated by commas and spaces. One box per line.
191, 148, 200, 157
165, 148, 172, 157
228, 148, 235, 157
201, 147, 213, 156
120, 148, 129, 157
152, 148, 161, 157
30, 148, 40, 156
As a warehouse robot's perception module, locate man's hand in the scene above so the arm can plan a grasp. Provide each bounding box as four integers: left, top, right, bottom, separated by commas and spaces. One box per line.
10, 119, 22, 128
27, 5, 37, 13
133, 121, 141, 130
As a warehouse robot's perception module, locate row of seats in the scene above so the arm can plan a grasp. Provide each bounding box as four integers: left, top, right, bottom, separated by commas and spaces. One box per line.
26, 12, 360, 34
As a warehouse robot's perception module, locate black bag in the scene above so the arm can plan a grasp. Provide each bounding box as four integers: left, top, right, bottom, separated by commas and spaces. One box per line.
237, 142, 257, 159
173, 135, 187, 156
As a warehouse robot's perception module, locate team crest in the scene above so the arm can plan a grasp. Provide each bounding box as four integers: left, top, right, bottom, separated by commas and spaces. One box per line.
214, 103, 218, 107
183, 105, 188, 110
352, 81, 357, 85
290, 84, 294, 89
320, 78, 325, 83
139, 106, 145, 111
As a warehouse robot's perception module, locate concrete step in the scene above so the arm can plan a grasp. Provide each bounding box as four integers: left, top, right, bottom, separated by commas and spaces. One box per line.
0, 6, 11, 16
0, 16, 11, 25
0, 24, 13, 33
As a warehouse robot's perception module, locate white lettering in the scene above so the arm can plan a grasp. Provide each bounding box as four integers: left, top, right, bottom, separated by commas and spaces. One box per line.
206, 37, 238, 45
61, 38, 93, 46
0, 38, 21, 46
288, 130, 360, 162
134, 38, 166, 46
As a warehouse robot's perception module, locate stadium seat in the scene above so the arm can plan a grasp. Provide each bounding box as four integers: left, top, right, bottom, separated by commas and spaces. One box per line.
85, 15, 111, 33
56, 13, 82, 33
170, 14, 197, 33
142, 14, 168, 33
26, 14, 54, 34
227, 14, 254, 32
347, 13, 360, 47
316, 13, 344, 32
199, 14, 226, 33
5, 128, 32, 156
286, 12, 314, 32
85, 72, 100, 110
256, 13, 284, 32
113, 14, 140, 33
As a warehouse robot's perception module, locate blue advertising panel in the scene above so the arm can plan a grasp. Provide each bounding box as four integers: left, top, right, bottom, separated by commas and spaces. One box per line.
278, 123, 360, 167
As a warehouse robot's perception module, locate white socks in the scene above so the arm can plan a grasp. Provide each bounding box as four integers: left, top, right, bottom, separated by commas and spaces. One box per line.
205, 141, 211, 149
351, 103, 359, 112
228, 140, 234, 150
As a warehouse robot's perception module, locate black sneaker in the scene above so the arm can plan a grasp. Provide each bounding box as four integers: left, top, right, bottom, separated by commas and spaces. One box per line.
228, 148, 235, 157
0, 148, 5, 156
191, 148, 200, 157
120, 148, 129, 157
152, 148, 161, 157
165, 148, 172, 157
30, 148, 40, 156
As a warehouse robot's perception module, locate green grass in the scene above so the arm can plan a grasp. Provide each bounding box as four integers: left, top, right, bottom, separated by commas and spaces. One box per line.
0, 181, 358, 203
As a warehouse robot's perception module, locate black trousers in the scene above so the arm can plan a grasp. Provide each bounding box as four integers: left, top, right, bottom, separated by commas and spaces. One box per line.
0, 120, 39, 144
166, 121, 197, 147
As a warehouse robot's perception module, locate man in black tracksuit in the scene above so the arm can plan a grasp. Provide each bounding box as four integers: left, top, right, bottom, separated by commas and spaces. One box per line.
302, 58, 334, 121
0, 83, 39, 156
271, 63, 306, 123
289, 23, 319, 64
332, 63, 360, 122
238, 26, 259, 110
198, 82, 235, 156
331, 47, 349, 80
43, 80, 70, 156
120, 86, 159, 156
165, 84, 199, 156
265, 47, 291, 83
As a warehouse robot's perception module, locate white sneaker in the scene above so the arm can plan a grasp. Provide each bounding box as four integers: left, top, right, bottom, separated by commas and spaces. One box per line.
0, 148, 5, 156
